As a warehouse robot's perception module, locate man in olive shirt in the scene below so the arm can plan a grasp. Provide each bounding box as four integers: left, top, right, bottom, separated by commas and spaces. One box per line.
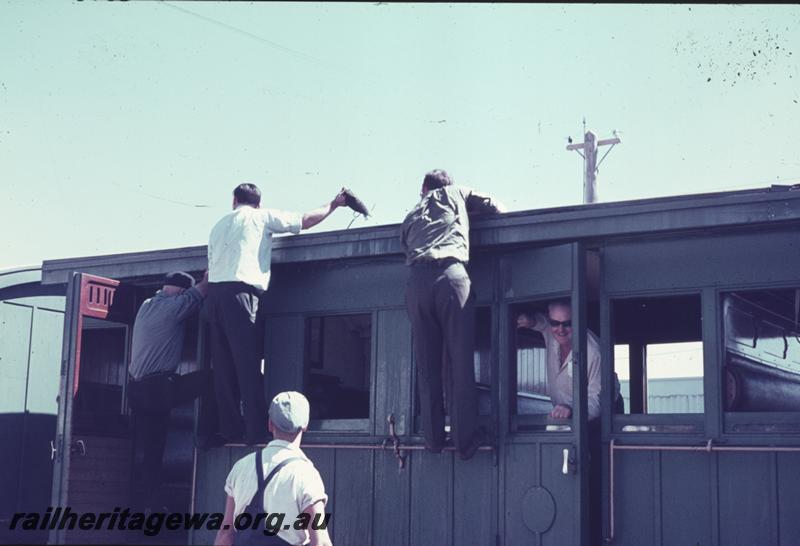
128, 270, 209, 511
401, 169, 506, 460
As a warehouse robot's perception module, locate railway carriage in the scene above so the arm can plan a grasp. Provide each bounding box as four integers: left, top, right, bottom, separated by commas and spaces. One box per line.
2, 186, 800, 545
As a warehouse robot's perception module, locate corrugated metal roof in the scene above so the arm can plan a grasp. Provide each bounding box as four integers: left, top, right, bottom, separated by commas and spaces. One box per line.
620, 377, 705, 414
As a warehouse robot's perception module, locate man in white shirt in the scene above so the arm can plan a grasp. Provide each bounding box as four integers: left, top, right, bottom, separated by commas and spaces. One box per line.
516, 299, 603, 420
215, 391, 332, 546
207, 183, 347, 445
517, 299, 621, 546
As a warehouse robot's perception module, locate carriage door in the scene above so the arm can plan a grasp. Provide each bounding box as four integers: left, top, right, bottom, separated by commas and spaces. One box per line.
49, 273, 133, 545
502, 243, 592, 546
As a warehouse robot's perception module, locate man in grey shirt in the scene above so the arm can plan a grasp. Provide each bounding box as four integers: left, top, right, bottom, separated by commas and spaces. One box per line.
128, 270, 209, 512
401, 169, 505, 460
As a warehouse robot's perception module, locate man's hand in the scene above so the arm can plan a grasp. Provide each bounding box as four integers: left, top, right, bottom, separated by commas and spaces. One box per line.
195, 269, 210, 298
304, 500, 333, 546
214, 496, 236, 546
550, 404, 572, 419
333, 188, 347, 208
517, 313, 535, 329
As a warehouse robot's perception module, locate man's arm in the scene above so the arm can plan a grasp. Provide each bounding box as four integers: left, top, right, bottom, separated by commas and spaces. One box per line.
516, 312, 548, 333
302, 500, 333, 546
301, 191, 347, 230
195, 270, 209, 298
214, 496, 236, 546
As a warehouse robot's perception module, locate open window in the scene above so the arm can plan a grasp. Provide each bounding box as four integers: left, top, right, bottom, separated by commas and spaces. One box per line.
611, 294, 704, 432
511, 298, 601, 430
474, 307, 493, 416
513, 301, 553, 417
722, 288, 800, 432
305, 313, 372, 427
72, 318, 130, 433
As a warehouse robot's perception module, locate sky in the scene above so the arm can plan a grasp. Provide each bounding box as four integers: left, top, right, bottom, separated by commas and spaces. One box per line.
2, 2, 799, 269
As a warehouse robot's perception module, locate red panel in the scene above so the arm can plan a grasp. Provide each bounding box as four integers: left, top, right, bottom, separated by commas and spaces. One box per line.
79, 274, 120, 319
73, 274, 121, 397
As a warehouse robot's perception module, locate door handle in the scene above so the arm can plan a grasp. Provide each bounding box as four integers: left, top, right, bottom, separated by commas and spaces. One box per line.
50, 441, 57, 461
562, 447, 576, 475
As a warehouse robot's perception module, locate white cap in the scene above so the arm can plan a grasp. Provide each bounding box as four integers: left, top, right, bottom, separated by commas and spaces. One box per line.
269, 391, 310, 433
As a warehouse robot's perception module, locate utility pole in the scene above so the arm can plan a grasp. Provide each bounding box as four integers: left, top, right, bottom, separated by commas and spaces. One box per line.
567, 128, 621, 204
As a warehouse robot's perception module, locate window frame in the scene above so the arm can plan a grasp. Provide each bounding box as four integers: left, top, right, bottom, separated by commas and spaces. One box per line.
409, 304, 497, 436
302, 309, 377, 434
508, 294, 578, 434
717, 283, 800, 437
606, 290, 707, 435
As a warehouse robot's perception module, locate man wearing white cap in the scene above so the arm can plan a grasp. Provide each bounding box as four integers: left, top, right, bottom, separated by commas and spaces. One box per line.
215, 392, 332, 546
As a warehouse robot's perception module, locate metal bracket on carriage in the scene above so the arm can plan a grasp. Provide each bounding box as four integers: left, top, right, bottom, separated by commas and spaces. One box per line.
382, 414, 407, 470
380, 413, 497, 469
70, 440, 86, 456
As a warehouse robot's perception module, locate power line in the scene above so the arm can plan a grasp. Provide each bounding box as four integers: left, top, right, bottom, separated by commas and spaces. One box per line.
156, 2, 485, 128
110, 181, 219, 209
159, 1, 326, 66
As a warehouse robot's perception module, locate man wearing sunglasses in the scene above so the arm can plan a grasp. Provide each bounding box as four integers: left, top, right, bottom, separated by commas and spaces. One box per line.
516, 299, 603, 420
517, 299, 621, 545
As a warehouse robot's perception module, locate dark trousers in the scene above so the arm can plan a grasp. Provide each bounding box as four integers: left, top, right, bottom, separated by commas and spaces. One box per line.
129, 370, 211, 510
205, 282, 266, 444
406, 262, 478, 456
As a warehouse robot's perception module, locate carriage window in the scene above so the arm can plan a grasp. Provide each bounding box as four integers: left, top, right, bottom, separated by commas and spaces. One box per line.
74, 320, 128, 419
722, 289, 800, 415
412, 307, 493, 425
305, 314, 372, 420
512, 299, 601, 419
616, 342, 704, 414
474, 307, 492, 416
514, 302, 552, 416
613, 295, 704, 416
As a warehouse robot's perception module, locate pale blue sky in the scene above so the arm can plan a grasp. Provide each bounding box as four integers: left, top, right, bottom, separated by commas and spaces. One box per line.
2, 2, 799, 268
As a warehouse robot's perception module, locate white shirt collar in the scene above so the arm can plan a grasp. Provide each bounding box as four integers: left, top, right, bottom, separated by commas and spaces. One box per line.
267, 439, 302, 451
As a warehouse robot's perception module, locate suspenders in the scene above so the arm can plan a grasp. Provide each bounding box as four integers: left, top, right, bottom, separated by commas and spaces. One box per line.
235, 450, 305, 546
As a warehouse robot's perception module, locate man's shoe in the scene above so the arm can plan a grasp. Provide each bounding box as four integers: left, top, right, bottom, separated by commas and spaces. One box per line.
458, 427, 493, 461
458, 434, 482, 461
341, 188, 370, 217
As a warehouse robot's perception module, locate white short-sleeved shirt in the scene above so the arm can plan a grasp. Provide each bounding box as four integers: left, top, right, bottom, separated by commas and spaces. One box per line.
208, 205, 303, 291
533, 313, 602, 420
225, 440, 328, 546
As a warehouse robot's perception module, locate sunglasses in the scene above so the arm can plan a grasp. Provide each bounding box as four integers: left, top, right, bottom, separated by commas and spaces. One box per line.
547, 319, 572, 328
